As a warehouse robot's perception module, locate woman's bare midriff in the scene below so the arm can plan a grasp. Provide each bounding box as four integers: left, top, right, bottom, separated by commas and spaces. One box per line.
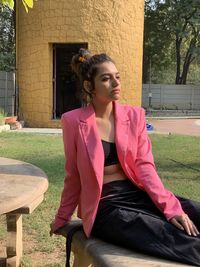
103, 163, 128, 184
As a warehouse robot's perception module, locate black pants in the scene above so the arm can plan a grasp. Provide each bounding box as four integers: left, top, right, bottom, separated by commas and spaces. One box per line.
92, 180, 200, 266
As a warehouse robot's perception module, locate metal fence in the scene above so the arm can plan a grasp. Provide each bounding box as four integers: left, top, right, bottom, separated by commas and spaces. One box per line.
0, 71, 15, 116
142, 84, 200, 110
1, 74, 200, 116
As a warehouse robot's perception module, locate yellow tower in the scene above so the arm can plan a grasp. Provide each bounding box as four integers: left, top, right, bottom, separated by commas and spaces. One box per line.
16, 0, 144, 127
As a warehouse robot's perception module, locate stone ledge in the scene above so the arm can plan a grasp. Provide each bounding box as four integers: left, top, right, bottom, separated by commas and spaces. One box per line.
0, 124, 10, 133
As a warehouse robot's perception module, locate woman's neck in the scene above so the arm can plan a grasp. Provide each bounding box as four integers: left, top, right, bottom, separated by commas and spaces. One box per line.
92, 101, 113, 119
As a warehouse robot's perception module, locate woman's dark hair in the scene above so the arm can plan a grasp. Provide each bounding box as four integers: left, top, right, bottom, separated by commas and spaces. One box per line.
71, 48, 114, 103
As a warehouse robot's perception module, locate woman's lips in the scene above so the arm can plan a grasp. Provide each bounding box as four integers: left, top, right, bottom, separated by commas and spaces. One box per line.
111, 89, 120, 94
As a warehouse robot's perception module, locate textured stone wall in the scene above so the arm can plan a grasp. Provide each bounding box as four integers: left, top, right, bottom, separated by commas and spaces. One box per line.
16, 0, 144, 127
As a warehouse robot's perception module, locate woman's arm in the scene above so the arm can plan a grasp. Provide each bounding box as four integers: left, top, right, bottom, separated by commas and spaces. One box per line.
52, 113, 81, 233
134, 108, 183, 220
134, 108, 198, 236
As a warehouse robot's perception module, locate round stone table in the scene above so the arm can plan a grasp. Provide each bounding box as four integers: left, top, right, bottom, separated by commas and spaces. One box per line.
0, 157, 48, 215
0, 157, 48, 267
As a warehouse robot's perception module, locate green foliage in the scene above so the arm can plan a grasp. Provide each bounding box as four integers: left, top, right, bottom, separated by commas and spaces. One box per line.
143, 1, 174, 83
1, 0, 14, 9
0, 0, 34, 12
143, 0, 200, 84
0, 108, 7, 125
0, 0, 36, 71
0, 4, 15, 71
0, 107, 7, 117
21, 0, 34, 13
0, 50, 15, 71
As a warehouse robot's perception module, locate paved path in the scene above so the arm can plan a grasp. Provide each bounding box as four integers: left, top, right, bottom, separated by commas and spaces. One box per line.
10, 118, 200, 136
147, 118, 200, 136
13, 128, 62, 134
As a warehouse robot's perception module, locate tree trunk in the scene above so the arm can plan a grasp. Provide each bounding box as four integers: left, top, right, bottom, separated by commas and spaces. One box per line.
175, 34, 182, 84
179, 30, 198, 84
181, 54, 192, 84
142, 54, 150, 84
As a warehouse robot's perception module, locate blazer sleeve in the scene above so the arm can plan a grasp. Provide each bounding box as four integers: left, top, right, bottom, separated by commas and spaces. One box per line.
134, 108, 184, 221
53, 113, 81, 231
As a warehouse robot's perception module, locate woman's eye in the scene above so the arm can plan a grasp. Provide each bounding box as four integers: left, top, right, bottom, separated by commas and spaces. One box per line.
102, 77, 110, 81
116, 76, 120, 80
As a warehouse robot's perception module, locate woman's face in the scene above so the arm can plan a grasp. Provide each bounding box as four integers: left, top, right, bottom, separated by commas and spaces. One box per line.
92, 61, 121, 104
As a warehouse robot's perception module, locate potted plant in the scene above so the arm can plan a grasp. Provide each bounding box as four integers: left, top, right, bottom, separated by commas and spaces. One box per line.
5, 115, 18, 124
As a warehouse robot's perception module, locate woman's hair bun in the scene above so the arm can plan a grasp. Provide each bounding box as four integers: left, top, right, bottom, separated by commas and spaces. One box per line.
71, 48, 92, 76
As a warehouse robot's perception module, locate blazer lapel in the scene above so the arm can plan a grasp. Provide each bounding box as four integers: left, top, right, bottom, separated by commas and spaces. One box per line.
79, 104, 104, 188
79, 102, 130, 187
114, 102, 130, 165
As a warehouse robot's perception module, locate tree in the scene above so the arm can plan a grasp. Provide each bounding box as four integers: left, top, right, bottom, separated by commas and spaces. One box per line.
0, 0, 34, 12
169, 0, 200, 84
143, 1, 174, 83
143, 0, 200, 84
0, 4, 15, 71
0, 0, 36, 70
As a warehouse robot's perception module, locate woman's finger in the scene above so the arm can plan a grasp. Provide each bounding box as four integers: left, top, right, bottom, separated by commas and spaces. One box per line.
50, 222, 55, 236
187, 219, 199, 236
181, 216, 191, 236
178, 215, 199, 236
192, 221, 200, 235
170, 218, 184, 231
170, 215, 199, 237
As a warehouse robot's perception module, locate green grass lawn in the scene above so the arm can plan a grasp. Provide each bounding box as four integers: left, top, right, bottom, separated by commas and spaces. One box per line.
0, 132, 200, 266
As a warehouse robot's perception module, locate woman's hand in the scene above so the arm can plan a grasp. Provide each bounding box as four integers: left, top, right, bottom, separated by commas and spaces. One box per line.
50, 222, 60, 237
170, 214, 199, 236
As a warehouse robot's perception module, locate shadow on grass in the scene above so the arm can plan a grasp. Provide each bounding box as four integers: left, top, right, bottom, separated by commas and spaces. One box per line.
156, 159, 200, 181
168, 158, 200, 172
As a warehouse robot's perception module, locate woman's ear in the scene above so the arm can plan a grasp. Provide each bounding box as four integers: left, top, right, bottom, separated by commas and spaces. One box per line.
83, 80, 92, 93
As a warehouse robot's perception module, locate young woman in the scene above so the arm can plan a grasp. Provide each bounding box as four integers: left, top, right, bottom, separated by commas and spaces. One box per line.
51, 48, 200, 266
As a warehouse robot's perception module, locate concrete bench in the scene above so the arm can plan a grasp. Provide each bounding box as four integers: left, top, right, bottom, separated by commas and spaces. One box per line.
58, 220, 193, 267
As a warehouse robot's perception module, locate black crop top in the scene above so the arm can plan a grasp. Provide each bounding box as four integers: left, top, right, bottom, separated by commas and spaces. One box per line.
101, 140, 119, 166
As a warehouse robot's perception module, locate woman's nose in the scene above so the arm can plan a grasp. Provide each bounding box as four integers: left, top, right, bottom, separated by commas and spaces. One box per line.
112, 77, 120, 87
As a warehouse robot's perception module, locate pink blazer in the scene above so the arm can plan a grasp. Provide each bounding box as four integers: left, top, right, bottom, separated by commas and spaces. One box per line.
54, 101, 184, 237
